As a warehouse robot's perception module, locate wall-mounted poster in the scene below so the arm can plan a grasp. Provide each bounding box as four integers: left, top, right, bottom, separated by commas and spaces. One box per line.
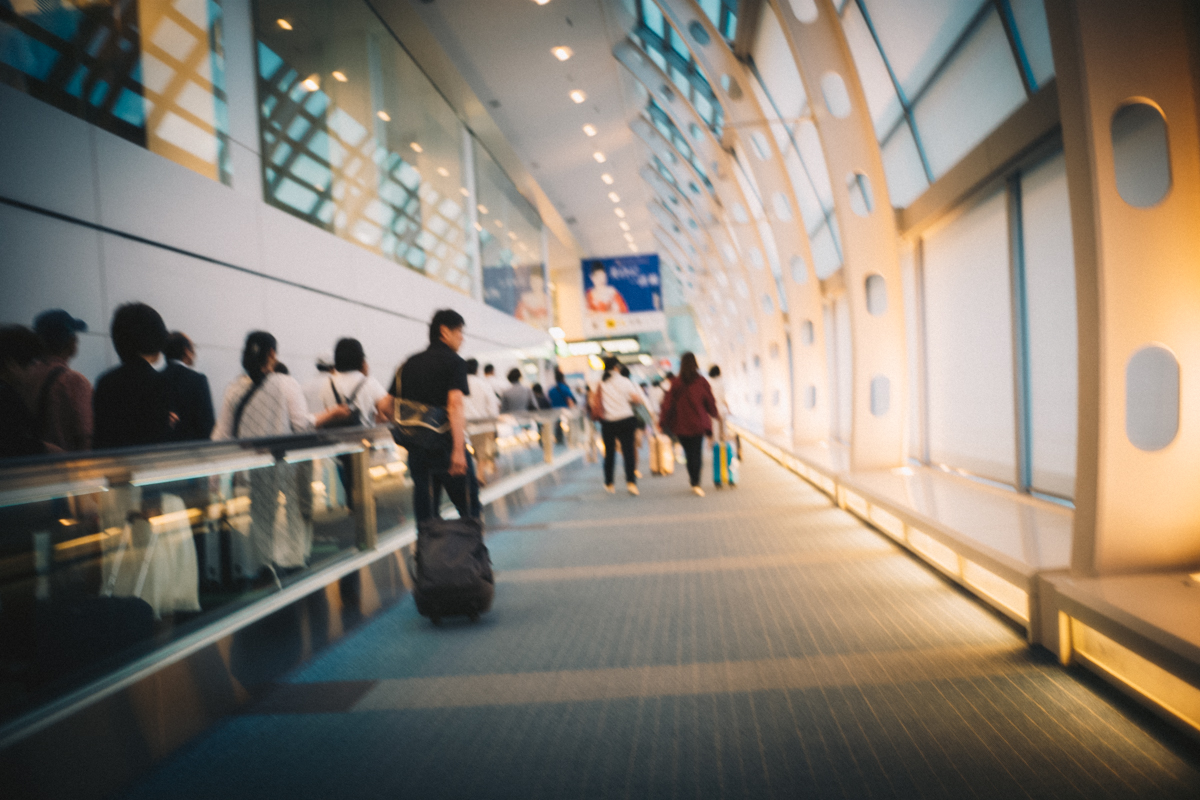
582, 254, 665, 335
483, 262, 549, 328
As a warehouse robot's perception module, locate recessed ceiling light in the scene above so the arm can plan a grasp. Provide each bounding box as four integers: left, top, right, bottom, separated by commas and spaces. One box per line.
477, 204, 489, 214
277, 18, 292, 30
302, 75, 320, 91
628, 243, 638, 252
474, 222, 483, 231
608, 192, 620, 203
331, 70, 347, 83
437, 167, 449, 177
593, 151, 606, 163
377, 110, 390, 121
570, 90, 586, 104
508, 231, 518, 240
624, 233, 634, 242
533, 0, 551, 4
495, 220, 504, 227
614, 208, 625, 218
582, 124, 597, 137
552, 46, 573, 61
601, 173, 614, 184
618, 221, 630, 231
410, 142, 423, 153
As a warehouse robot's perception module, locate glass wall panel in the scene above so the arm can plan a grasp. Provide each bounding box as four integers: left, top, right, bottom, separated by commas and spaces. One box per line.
0, 0, 231, 183
1021, 151, 1077, 497
810, 222, 841, 279
860, 0, 986, 99
841, 1, 904, 138
912, 10, 1026, 179
751, 5, 807, 124
254, 0, 474, 295
881, 124, 929, 208
475, 141, 547, 327
1008, 0, 1055, 87
922, 186, 1016, 483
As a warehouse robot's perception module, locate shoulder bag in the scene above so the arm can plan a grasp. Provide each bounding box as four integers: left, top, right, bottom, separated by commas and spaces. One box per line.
326, 375, 367, 427
391, 366, 452, 455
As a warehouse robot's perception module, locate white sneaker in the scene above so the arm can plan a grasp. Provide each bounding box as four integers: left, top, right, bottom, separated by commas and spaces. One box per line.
605, 484, 616, 494
627, 483, 639, 496
692, 486, 705, 497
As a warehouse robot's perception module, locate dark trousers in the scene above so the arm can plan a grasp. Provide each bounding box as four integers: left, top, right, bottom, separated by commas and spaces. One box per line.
678, 435, 705, 487
409, 447, 480, 523
601, 416, 638, 485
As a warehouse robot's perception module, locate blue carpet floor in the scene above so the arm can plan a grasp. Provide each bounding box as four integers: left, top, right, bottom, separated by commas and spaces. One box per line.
118, 445, 1200, 799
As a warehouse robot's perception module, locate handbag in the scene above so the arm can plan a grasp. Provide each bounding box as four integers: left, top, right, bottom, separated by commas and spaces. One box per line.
391, 366, 451, 455
326, 375, 367, 427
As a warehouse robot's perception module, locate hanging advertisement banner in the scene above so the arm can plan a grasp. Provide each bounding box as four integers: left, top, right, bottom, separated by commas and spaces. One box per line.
582, 254, 665, 336
483, 262, 549, 327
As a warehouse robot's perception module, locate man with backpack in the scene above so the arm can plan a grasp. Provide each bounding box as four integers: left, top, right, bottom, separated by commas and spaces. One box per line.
28, 309, 92, 452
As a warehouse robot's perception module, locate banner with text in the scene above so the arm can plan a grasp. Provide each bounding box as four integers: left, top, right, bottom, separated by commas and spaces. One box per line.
582, 254, 664, 336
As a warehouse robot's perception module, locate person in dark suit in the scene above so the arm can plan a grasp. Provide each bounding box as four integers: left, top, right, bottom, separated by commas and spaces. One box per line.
92, 303, 172, 449
162, 331, 215, 441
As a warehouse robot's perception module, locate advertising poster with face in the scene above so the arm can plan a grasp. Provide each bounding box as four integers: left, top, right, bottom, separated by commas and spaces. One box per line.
582, 254, 665, 335
484, 262, 549, 328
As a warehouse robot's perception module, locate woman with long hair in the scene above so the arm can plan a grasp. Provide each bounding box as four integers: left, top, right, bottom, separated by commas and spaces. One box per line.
594, 355, 645, 495
213, 332, 349, 580
659, 352, 720, 496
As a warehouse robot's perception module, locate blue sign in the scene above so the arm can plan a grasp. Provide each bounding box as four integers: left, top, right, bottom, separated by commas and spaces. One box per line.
582, 254, 665, 335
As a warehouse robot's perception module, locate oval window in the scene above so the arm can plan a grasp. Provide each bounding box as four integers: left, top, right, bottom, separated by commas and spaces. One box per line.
847, 171, 874, 216
1111, 101, 1171, 207
721, 74, 743, 100
748, 247, 764, 270
800, 319, 814, 345
722, 243, 737, 264
772, 192, 793, 222
790, 254, 807, 284
750, 131, 771, 160
870, 375, 890, 417
1126, 344, 1179, 451
735, 277, 749, 298
732, 203, 750, 223
762, 293, 774, 314
804, 385, 817, 409
790, 0, 819, 23
688, 122, 702, 141
821, 72, 852, 119
865, 274, 887, 315
688, 20, 710, 46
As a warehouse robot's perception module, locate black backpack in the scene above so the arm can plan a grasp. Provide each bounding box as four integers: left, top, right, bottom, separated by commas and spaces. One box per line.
327, 375, 368, 427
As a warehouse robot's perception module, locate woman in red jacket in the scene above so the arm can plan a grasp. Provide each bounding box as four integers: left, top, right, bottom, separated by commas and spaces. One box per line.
660, 352, 720, 496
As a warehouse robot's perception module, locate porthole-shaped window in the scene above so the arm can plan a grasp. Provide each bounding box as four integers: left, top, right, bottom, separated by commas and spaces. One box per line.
847, 171, 874, 216
769, 343, 780, 359
865, 274, 887, 315
772, 390, 781, 406
772, 192, 793, 222
750, 131, 771, 160
1126, 344, 1179, 451
732, 203, 749, 223
1111, 101, 1171, 207
804, 385, 817, 409
753, 355, 762, 368
720, 73, 743, 100
821, 72, 852, 119
660, 85, 675, 103
790, 0, 819, 23
688, 122, 702, 141
721, 243, 737, 264
735, 277, 749, 298
800, 319, 814, 345
870, 375, 891, 417
687, 182, 700, 196
687, 217, 698, 229
688, 20, 710, 46
762, 293, 774, 314
790, 254, 807, 284
746, 316, 757, 333
749, 247, 764, 270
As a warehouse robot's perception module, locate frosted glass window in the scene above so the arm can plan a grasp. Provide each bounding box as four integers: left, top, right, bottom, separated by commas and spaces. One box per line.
1126, 346, 1180, 452
810, 222, 841, 279
751, 5, 809, 120
834, 298, 854, 444
847, 172, 875, 216
881, 124, 930, 208
841, 2, 904, 138
913, 11, 1026, 179
791, 255, 808, 285
795, 120, 835, 213
1009, 0, 1055, 87
821, 72, 853, 119
865, 274, 887, 315
922, 186, 1015, 483
870, 376, 891, 416
1021, 151, 1077, 497
861, 0, 985, 98
1111, 103, 1171, 208
789, 0, 819, 24
784, 147, 826, 232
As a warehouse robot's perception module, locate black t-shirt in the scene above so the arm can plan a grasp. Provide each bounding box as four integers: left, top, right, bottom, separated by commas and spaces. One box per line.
93, 358, 172, 449
390, 341, 469, 408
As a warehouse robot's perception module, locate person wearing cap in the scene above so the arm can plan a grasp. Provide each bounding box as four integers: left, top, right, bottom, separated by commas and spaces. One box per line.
28, 309, 93, 452
162, 331, 215, 441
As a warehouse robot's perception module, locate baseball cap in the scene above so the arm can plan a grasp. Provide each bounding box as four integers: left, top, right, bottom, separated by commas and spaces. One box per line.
33, 309, 87, 350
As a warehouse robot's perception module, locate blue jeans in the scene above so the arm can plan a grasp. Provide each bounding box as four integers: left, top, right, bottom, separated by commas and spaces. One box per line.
409, 446, 480, 522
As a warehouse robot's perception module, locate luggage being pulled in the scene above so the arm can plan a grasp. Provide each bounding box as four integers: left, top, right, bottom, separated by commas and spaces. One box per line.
413, 516, 494, 624
650, 433, 675, 475
713, 440, 740, 487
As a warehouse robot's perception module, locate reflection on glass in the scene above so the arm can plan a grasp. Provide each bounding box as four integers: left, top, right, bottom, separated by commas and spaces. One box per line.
253, 0, 473, 294
0, 0, 231, 183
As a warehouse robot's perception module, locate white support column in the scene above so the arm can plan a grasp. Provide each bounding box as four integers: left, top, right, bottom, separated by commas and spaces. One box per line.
463, 126, 483, 302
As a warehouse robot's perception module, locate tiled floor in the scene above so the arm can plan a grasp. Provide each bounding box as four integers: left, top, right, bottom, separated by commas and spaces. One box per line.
119, 446, 1200, 799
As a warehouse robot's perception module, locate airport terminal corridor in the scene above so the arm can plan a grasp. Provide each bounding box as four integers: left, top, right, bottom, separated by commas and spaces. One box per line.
118, 446, 1200, 800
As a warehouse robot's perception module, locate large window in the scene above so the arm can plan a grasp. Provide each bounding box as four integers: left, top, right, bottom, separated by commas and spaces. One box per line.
254, 0, 474, 295
0, 0, 231, 183
633, 0, 725, 136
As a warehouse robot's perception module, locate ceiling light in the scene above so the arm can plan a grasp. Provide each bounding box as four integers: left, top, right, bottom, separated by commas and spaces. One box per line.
460, 187, 470, 196
570, 90, 586, 104
331, 70, 347, 82
582, 124, 597, 137
619, 221, 630, 231
608, 192, 620, 203
436, 167, 449, 177
495, 220, 504, 227
601, 173, 614, 184
474, 222, 483, 231
624, 233, 634, 242
410, 142, 423, 153
593, 151, 606, 163
477, 204, 488, 214
614, 208, 625, 218
508, 231, 518, 240
377, 110, 390, 121
533, 0, 551, 4
552, 46, 573, 61
277, 18, 292, 30
302, 75, 320, 92
629, 244, 639, 252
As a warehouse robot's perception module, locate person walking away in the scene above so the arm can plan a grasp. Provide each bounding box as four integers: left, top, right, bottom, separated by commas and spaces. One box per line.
303, 354, 335, 411
212, 331, 350, 581
708, 365, 731, 441
161, 331, 215, 442
596, 355, 645, 495
660, 352, 720, 496
0, 326, 49, 458
546, 369, 577, 409
93, 303, 174, 449
27, 309, 92, 452
531, 383, 551, 410
316, 338, 388, 506
463, 359, 500, 483
379, 309, 479, 523
499, 368, 536, 414
483, 363, 507, 401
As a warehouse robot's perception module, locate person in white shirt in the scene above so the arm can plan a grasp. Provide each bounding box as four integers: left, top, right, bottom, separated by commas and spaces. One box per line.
464, 359, 500, 482
314, 339, 388, 426
303, 353, 334, 411
482, 363, 508, 400
594, 355, 646, 495
708, 364, 731, 440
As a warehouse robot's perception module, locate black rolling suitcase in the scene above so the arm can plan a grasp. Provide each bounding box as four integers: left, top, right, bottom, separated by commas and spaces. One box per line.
413, 516, 494, 624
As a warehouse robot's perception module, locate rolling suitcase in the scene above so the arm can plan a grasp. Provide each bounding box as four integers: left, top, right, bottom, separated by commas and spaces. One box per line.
713, 441, 739, 487
650, 433, 675, 475
413, 516, 494, 624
